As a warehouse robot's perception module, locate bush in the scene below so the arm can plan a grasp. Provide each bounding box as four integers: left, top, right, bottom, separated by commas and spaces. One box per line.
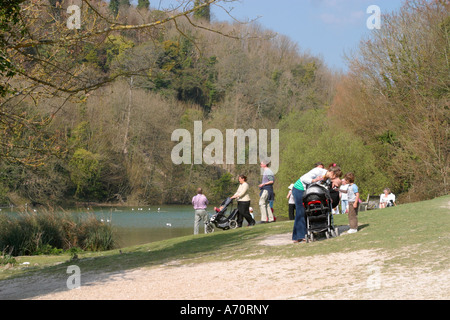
0, 210, 116, 256
275, 109, 391, 217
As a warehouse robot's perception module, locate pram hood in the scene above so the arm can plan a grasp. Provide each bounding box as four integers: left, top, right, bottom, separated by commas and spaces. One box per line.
303, 182, 331, 202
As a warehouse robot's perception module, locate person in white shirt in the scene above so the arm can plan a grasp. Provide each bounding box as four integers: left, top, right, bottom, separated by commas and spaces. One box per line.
379, 188, 396, 208
299, 162, 328, 190
339, 179, 349, 214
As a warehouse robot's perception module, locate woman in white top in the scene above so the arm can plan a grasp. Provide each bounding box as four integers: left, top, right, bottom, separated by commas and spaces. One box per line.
231, 175, 255, 227
379, 188, 396, 208
299, 163, 328, 189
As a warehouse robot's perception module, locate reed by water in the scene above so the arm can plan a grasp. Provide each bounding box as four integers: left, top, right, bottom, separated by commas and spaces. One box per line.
0, 209, 115, 256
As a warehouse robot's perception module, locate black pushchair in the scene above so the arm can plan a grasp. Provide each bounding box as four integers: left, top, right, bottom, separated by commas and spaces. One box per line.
303, 182, 339, 242
205, 197, 239, 234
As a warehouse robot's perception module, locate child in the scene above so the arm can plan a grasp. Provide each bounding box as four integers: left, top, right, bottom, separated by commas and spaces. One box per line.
287, 184, 296, 220
339, 179, 349, 214
343, 172, 359, 234
249, 207, 254, 220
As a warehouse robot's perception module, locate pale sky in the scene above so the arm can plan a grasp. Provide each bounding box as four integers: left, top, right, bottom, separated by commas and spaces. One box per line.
210, 0, 405, 71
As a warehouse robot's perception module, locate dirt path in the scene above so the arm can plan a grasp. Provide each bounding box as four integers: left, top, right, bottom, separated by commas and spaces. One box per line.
1, 233, 448, 300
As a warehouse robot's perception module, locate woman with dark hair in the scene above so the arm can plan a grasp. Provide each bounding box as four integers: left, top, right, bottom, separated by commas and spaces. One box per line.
324, 165, 343, 211
231, 175, 255, 227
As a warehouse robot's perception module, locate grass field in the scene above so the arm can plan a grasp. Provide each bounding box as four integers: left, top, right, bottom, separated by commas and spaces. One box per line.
1, 195, 448, 284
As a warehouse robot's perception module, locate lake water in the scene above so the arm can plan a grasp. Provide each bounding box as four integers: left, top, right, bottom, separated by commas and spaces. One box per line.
1, 204, 251, 248
86, 205, 210, 248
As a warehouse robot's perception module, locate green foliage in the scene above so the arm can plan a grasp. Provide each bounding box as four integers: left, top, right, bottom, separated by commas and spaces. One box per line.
68, 149, 104, 199
147, 38, 220, 112
291, 62, 317, 85
0, 210, 116, 256
80, 35, 135, 72
209, 172, 238, 202
33, 244, 64, 256
68, 121, 91, 149
137, 0, 150, 10
275, 109, 390, 216
0, 0, 23, 96
193, 0, 211, 22
105, 35, 135, 70
0, 253, 17, 266
109, 0, 119, 16
0, 181, 9, 204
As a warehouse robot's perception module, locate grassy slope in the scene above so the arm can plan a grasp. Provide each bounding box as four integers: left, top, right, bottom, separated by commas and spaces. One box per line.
1, 195, 449, 281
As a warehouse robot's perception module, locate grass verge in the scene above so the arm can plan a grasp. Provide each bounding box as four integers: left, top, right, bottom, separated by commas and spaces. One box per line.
1, 195, 449, 282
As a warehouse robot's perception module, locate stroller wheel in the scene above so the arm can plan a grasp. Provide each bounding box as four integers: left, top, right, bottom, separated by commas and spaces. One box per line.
205, 224, 215, 234
229, 220, 238, 229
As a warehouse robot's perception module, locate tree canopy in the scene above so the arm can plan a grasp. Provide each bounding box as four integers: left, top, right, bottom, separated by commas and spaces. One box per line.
0, 0, 447, 210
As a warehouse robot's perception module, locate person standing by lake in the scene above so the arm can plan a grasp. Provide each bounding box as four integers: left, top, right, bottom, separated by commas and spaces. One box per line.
192, 188, 209, 235
258, 161, 275, 223
230, 175, 255, 227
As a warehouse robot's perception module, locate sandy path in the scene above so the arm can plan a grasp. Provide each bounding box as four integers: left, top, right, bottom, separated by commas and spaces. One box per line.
1, 233, 448, 300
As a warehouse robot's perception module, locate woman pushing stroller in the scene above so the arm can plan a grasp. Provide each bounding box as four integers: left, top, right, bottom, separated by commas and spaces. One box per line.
230, 175, 255, 227
205, 174, 255, 233
291, 162, 342, 243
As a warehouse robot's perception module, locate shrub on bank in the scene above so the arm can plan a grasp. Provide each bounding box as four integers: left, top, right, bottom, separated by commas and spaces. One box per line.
0, 210, 116, 256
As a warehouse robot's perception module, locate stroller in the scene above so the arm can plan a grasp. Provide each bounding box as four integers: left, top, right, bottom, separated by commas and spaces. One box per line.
205, 197, 239, 234
303, 182, 339, 242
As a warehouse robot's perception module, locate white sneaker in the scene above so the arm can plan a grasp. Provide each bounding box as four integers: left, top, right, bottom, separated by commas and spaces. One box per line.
347, 228, 358, 234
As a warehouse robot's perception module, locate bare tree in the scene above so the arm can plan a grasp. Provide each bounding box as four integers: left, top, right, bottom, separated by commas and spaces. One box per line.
331, 0, 449, 200
0, 0, 240, 165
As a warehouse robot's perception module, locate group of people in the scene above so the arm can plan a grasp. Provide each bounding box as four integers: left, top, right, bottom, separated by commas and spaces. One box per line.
287, 163, 351, 218
289, 162, 397, 242
192, 160, 396, 239
191, 160, 275, 235
291, 162, 360, 242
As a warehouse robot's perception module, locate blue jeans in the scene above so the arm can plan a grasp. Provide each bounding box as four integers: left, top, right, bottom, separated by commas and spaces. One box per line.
292, 187, 306, 241
341, 200, 348, 214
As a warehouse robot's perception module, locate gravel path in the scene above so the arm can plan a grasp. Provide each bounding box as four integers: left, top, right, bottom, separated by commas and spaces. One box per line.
1, 233, 448, 300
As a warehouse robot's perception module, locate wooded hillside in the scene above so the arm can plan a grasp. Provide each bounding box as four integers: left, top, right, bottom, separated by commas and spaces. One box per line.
0, 0, 448, 212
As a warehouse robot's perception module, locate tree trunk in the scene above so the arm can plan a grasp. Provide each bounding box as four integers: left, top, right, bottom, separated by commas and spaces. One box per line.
123, 77, 133, 155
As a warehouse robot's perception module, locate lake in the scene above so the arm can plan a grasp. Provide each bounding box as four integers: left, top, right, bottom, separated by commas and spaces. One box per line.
88, 205, 205, 248
1, 204, 253, 248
